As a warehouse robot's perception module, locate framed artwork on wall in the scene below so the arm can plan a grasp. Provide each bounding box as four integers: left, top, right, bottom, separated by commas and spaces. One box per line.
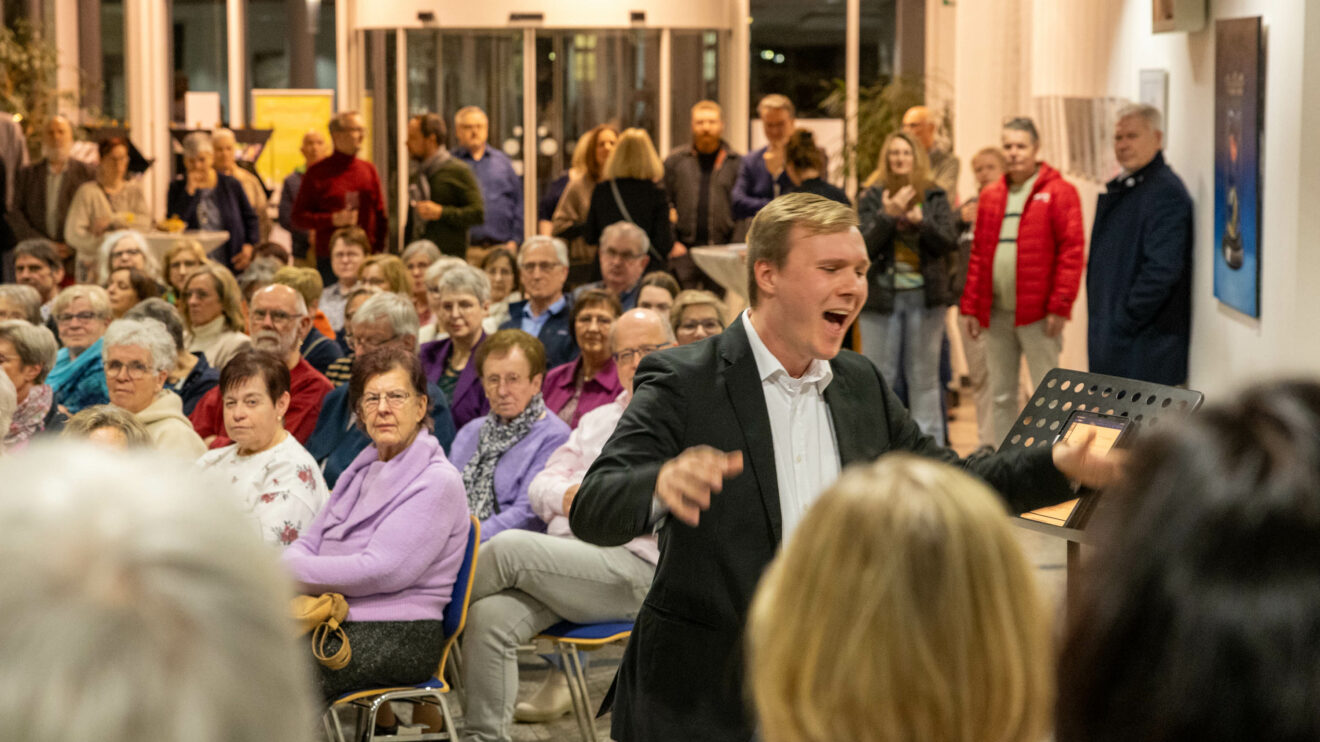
1213, 17, 1263, 318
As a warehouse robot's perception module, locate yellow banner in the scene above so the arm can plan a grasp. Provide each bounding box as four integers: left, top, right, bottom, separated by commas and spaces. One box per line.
251, 89, 335, 189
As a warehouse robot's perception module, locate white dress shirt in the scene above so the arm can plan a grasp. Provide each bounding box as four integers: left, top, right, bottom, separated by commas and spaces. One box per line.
741, 310, 841, 541
528, 391, 659, 564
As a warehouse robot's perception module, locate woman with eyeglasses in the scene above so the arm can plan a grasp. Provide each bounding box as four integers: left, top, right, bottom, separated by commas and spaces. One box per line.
198, 349, 329, 546
542, 289, 623, 428
417, 256, 468, 345
101, 317, 207, 457
321, 227, 370, 335
669, 289, 728, 346
450, 329, 570, 541
419, 265, 493, 429
47, 285, 113, 414
98, 230, 164, 287
283, 344, 470, 722
181, 262, 252, 369
163, 239, 210, 305
165, 131, 260, 272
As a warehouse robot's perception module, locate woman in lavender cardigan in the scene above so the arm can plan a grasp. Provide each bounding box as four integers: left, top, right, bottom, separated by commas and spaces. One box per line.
282, 346, 470, 731
450, 329, 570, 543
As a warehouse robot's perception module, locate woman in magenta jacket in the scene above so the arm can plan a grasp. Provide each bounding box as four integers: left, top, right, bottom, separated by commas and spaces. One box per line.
959, 117, 1084, 444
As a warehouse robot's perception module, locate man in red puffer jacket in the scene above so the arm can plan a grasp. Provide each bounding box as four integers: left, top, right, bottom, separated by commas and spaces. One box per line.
960, 117, 1084, 445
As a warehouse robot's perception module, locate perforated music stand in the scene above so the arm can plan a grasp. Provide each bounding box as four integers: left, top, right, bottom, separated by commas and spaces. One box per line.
1003, 368, 1204, 602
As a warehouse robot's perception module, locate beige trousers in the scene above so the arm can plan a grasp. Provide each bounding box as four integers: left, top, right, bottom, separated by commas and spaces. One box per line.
984, 309, 1061, 444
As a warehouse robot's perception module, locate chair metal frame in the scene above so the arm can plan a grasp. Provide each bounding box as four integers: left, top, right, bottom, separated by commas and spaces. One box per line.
533, 620, 634, 742
323, 516, 482, 742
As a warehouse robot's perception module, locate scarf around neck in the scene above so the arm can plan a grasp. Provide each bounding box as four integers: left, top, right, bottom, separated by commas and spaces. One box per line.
6, 384, 52, 446
462, 394, 546, 520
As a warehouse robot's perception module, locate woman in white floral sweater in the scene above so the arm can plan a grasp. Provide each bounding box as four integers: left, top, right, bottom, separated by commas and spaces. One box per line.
198, 349, 329, 546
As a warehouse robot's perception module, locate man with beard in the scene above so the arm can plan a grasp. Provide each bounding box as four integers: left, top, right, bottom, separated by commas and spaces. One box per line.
664, 100, 742, 290
188, 284, 332, 448
7, 115, 95, 277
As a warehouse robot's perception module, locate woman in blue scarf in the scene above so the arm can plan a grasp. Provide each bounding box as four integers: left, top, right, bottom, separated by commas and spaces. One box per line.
46, 285, 112, 415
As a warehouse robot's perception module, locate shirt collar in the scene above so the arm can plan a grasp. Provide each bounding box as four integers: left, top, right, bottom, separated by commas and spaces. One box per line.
523, 294, 566, 320
740, 310, 833, 392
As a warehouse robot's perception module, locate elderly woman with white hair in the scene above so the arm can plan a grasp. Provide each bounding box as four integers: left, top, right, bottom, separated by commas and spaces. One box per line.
48, 285, 113, 414
0, 284, 44, 325
419, 264, 493, 429
102, 317, 207, 457
417, 255, 469, 344
166, 131, 260, 272
0, 320, 61, 449
97, 229, 163, 286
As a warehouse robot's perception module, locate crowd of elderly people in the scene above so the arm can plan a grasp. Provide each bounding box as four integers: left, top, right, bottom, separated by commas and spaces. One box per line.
0, 191, 732, 738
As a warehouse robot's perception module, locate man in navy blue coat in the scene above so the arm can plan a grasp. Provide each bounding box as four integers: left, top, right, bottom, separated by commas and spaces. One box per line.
500, 236, 578, 368
1087, 104, 1193, 385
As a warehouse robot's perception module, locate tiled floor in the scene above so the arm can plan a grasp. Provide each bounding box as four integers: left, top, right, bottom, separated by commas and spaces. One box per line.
358, 382, 1066, 742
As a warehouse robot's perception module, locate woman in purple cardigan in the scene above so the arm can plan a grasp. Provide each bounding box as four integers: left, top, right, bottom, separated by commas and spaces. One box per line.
419, 264, 490, 429
282, 346, 469, 731
450, 329, 571, 542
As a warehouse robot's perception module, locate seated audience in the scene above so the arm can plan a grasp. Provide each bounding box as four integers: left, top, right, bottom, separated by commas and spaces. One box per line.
323, 285, 379, 387
463, 308, 671, 736
0, 284, 43, 324
48, 284, 112, 414
501, 236, 576, 368
0, 319, 59, 448
482, 247, 521, 331
198, 349, 330, 546
784, 128, 850, 206
64, 137, 151, 283
420, 264, 492, 429
306, 292, 456, 488
543, 289, 622, 428
1057, 381, 1320, 742
102, 318, 207, 457
417, 255, 467, 344
181, 262, 251, 369
637, 270, 679, 321
359, 253, 413, 297
282, 345, 470, 715
584, 128, 673, 271
402, 239, 442, 327
13, 239, 65, 321
574, 221, 649, 309
747, 454, 1051, 742
190, 284, 333, 448
165, 131, 258, 271
237, 255, 283, 305
273, 265, 345, 374
671, 289, 728, 345
60, 403, 151, 447
450, 329, 570, 541
105, 266, 159, 318
98, 229, 162, 285
321, 226, 369, 334
124, 298, 218, 416
0, 443, 317, 742
162, 238, 208, 305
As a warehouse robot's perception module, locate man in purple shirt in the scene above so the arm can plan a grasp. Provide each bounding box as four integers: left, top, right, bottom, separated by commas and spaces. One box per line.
453, 106, 523, 261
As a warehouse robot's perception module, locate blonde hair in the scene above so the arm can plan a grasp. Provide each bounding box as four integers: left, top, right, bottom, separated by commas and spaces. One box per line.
604, 128, 663, 182
272, 266, 324, 307
747, 454, 1053, 742
669, 289, 727, 330
862, 131, 932, 192
163, 239, 210, 290
744, 193, 857, 306
360, 254, 414, 297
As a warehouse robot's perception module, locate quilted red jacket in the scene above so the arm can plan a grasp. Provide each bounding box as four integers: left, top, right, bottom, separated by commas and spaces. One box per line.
959, 162, 1085, 327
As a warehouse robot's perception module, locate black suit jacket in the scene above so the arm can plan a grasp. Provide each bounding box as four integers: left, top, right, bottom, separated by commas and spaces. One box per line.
7, 158, 96, 243
571, 317, 1070, 742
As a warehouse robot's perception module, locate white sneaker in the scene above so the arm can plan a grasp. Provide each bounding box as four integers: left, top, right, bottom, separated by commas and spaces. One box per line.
513, 669, 573, 723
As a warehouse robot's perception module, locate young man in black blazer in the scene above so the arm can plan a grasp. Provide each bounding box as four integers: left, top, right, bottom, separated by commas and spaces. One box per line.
571, 192, 1116, 742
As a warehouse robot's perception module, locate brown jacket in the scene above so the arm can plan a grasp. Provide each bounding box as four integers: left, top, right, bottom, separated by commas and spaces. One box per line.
7, 158, 96, 242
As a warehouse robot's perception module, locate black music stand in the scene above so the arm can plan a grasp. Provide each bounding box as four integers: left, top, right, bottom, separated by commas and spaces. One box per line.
1002, 368, 1204, 604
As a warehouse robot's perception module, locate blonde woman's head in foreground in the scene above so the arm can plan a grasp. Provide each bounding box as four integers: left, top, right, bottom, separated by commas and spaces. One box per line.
747, 454, 1053, 742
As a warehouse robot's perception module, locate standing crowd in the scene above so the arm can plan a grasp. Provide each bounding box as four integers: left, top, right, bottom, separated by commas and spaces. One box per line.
0, 90, 1229, 742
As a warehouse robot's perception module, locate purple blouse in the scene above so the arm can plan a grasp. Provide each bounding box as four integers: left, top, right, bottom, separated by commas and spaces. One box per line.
542, 357, 623, 429
419, 333, 490, 430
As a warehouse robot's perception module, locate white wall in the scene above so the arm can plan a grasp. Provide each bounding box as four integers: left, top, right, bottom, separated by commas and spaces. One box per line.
951, 0, 1320, 400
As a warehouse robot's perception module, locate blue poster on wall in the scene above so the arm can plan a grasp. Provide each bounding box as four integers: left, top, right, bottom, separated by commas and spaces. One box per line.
1213, 17, 1263, 317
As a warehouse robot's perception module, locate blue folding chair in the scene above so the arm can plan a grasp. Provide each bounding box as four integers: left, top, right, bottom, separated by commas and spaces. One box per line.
535, 620, 634, 742
324, 516, 481, 742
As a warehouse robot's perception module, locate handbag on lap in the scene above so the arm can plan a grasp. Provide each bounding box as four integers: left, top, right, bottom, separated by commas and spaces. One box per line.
291, 592, 352, 670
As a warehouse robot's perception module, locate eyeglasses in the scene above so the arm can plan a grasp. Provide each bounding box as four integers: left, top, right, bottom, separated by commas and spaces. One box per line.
353, 334, 397, 352
679, 319, 723, 334
520, 261, 563, 274
361, 390, 413, 410
250, 308, 301, 324
103, 359, 153, 379
613, 343, 671, 364
482, 373, 527, 390
171, 259, 201, 271
56, 311, 105, 324
602, 248, 645, 262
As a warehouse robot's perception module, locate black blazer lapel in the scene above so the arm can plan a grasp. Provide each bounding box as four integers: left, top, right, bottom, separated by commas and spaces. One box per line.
717, 319, 783, 544
823, 364, 869, 467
